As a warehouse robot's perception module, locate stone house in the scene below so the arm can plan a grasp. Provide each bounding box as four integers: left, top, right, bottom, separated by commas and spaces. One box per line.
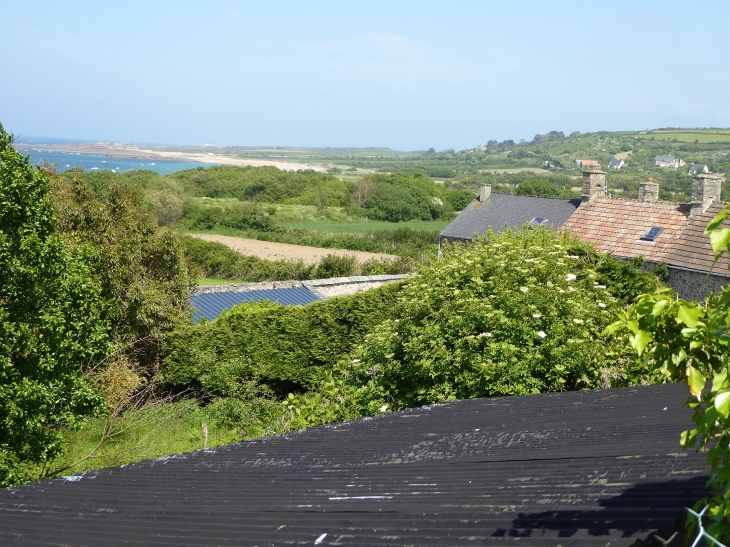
655, 155, 686, 168
563, 169, 729, 301
439, 166, 729, 300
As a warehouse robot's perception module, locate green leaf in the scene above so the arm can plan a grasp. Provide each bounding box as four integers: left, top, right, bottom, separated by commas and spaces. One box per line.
687, 365, 705, 399
603, 320, 624, 335
712, 371, 728, 392
680, 428, 698, 448
709, 228, 730, 255
677, 304, 701, 329
651, 299, 670, 316
630, 330, 653, 355
705, 207, 730, 233
715, 391, 730, 418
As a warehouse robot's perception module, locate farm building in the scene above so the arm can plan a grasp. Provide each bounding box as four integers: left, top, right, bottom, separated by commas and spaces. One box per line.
689, 162, 709, 175
440, 167, 730, 300
655, 155, 686, 168
608, 158, 625, 169
574, 158, 600, 169
0, 383, 709, 546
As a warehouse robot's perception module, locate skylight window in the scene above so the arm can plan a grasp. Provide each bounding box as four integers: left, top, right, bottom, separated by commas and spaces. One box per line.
640, 226, 664, 241
530, 217, 548, 226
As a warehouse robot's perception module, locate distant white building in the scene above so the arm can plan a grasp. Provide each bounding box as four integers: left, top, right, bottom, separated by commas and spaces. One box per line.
655, 155, 686, 168
608, 158, 625, 169
689, 163, 709, 175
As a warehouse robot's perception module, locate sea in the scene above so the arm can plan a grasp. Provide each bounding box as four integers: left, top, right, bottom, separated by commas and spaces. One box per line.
14, 142, 219, 175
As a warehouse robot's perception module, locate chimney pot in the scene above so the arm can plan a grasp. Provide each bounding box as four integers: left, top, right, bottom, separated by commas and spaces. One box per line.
581, 166, 606, 202
638, 177, 659, 203
480, 184, 492, 202
690, 172, 724, 217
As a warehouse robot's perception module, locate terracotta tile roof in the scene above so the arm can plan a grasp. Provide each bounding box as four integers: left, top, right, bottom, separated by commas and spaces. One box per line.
563, 198, 730, 275
666, 203, 730, 274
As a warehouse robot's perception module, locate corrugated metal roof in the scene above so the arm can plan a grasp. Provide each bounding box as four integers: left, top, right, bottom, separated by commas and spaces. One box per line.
191, 286, 321, 323
0, 383, 708, 546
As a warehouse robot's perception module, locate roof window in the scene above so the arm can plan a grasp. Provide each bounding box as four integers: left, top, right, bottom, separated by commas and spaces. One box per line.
529, 217, 548, 226
640, 226, 664, 241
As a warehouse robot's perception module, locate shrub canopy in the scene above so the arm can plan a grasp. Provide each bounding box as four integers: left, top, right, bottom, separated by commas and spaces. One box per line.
0, 126, 108, 485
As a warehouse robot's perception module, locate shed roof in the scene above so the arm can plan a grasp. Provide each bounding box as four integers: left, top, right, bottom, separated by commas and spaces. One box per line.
191, 286, 321, 323
440, 194, 581, 241
563, 198, 730, 275
0, 384, 708, 546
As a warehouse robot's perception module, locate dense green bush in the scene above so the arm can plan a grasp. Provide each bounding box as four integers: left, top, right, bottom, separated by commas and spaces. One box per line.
284, 228, 660, 426
162, 281, 405, 396
0, 126, 109, 486
183, 202, 276, 232
363, 173, 454, 222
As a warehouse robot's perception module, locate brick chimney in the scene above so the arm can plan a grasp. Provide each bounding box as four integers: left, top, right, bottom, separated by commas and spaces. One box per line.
479, 184, 492, 202
581, 165, 606, 202
638, 177, 659, 203
690, 172, 724, 217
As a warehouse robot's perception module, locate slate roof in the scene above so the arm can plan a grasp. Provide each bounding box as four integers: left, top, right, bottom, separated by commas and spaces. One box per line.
689, 163, 708, 175
608, 158, 624, 168
656, 155, 677, 163
191, 286, 321, 323
440, 194, 582, 241
0, 384, 708, 546
563, 198, 730, 275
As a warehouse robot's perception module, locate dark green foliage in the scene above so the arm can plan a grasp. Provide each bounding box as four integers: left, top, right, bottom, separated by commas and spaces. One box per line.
162, 282, 404, 396
0, 125, 109, 485
170, 165, 355, 206
50, 170, 193, 358
183, 202, 276, 232
515, 179, 562, 197
314, 254, 357, 278
363, 173, 454, 222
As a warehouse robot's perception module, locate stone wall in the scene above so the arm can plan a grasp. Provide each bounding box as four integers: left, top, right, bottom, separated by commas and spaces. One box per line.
667, 267, 728, 302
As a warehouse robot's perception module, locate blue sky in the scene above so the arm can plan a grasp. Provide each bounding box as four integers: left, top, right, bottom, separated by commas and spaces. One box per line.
2, 1, 729, 150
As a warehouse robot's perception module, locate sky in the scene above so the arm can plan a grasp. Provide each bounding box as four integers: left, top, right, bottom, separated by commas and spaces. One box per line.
2, 1, 729, 151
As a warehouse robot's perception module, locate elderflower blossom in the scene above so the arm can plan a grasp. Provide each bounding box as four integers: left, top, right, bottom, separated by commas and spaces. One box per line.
532, 313, 541, 318
556, 261, 564, 265
598, 302, 606, 308
537, 330, 547, 338
559, 289, 565, 294
524, 259, 534, 263
565, 274, 576, 281
520, 287, 529, 293
352, 358, 361, 363
569, 255, 580, 259
478, 332, 492, 338
568, 287, 578, 292
380, 405, 388, 413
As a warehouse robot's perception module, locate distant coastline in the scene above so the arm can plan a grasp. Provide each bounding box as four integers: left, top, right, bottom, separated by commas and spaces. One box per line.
14, 141, 327, 173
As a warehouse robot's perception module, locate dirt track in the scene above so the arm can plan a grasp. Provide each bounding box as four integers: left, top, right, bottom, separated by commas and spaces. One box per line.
188, 234, 398, 265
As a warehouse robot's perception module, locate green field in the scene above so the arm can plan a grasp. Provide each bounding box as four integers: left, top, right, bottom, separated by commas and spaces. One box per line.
279, 218, 450, 234
639, 130, 730, 143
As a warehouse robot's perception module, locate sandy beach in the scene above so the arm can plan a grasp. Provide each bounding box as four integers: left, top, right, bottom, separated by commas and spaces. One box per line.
21, 142, 328, 172
188, 234, 398, 265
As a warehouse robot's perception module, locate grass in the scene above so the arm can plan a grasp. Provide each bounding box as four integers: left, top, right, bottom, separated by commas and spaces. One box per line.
478, 168, 552, 174
639, 130, 730, 143
278, 218, 450, 234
